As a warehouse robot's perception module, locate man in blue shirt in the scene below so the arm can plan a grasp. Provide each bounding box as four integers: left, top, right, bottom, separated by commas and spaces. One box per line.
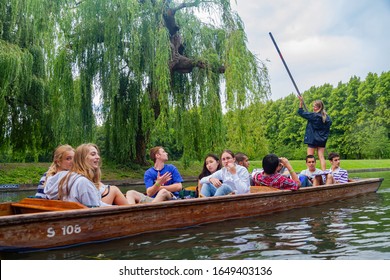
144, 146, 183, 198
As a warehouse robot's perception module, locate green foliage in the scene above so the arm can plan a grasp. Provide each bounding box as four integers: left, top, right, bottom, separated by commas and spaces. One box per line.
0, 0, 389, 166
233, 71, 390, 161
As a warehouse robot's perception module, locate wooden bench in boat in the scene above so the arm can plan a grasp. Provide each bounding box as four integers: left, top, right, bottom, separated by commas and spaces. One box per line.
250, 186, 282, 193
196, 185, 281, 197
11, 198, 87, 214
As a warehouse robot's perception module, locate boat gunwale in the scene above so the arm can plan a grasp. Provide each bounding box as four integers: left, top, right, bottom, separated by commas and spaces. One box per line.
0, 178, 383, 226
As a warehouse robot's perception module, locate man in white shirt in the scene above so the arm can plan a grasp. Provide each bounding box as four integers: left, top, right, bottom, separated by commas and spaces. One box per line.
299, 155, 331, 186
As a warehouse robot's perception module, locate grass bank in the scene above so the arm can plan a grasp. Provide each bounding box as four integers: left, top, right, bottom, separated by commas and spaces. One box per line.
1, 159, 389, 185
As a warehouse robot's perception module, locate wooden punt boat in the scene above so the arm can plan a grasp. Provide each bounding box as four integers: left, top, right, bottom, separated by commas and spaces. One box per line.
0, 178, 383, 252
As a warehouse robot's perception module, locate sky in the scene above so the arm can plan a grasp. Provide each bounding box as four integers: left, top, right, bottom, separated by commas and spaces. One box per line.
230, 0, 390, 100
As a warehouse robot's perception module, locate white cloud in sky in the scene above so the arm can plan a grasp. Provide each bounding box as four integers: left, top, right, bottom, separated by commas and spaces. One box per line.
230, 0, 390, 100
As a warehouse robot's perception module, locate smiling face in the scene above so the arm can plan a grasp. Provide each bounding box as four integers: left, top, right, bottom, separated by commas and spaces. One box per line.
57, 150, 74, 171
86, 146, 100, 170
313, 100, 323, 113
205, 156, 220, 174
221, 151, 235, 167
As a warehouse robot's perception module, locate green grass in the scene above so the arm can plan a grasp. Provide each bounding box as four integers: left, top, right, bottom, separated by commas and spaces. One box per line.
1, 159, 389, 185
250, 159, 390, 174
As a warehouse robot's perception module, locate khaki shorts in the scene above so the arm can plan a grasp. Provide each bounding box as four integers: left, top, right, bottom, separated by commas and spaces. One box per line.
138, 193, 154, 204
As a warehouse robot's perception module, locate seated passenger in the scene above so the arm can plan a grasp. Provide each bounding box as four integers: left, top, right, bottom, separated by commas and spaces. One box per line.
35, 144, 75, 198
99, 183, 150, 205
199, 150, 250, 196
198, 153, 222, 194
328, 152, 348, 183
299, 155, 332, 187
144, 146, 183, 200
235, 152, 253, 185
125, 189, 172, 204
277, 162, 291, 178
44, 143, 111, 207
252, 154, 300, 190
37, 144, 134, 205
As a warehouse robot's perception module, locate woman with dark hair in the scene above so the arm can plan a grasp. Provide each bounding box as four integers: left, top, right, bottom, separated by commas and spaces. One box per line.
197, 153, 222, 194
298, 96, 332, 170
199, 150, 250, 197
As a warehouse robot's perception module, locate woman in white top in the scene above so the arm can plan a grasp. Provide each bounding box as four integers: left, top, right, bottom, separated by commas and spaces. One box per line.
199, 150, 250, 196
35, 144, 75, 198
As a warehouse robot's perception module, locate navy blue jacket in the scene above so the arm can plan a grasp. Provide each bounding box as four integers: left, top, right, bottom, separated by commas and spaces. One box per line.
298, 108, 332, 147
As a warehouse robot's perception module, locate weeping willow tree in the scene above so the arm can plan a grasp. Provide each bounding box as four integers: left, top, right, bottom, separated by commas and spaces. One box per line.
0, 0, 60, 160
1, 0, 269, 164
1, 0, 97, 160
70, 0, 269, 164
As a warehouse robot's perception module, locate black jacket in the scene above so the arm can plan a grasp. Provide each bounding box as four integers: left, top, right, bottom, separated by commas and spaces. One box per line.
298, 108, 332, 147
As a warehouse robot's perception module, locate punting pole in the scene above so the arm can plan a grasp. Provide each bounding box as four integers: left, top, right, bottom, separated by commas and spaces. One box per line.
269, 32, 308, 111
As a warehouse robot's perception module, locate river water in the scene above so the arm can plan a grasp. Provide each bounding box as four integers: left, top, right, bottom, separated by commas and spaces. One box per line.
1, 171, 389, 260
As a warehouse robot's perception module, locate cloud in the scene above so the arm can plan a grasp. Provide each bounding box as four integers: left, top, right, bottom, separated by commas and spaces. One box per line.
231, 0, 390, 100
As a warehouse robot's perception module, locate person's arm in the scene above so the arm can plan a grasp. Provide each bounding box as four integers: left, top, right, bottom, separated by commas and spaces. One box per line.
199, 174, 212, 184
338, 169, 349, 183
75, 178, 108, 207
199, 169, 222, 185
252, 170, 263, 186
298, 95, 304, 109
160, 166, 183, 193
279, 157, 301, 188
232, 166, 250, 194
146, 172, 172, 197
35, 172, 48, 198
160, 182, 182, 193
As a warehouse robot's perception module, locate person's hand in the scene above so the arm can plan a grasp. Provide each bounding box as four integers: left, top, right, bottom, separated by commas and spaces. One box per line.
298, 95, 304, 108
209, 177, 222, 187
279, 157, 290, 166
156, 171, 172, 186
225, 163, 237, 174
279, 157, 294, 170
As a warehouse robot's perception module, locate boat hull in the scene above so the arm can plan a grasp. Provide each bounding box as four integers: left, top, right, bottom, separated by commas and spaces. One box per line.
0, 178, 383, 251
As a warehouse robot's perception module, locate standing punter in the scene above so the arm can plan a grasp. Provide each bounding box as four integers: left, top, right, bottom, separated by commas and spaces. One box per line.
298, 96, 332, 170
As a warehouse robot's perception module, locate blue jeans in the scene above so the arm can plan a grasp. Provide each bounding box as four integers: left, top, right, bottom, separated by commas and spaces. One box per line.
200, 183, 233, 197
299, 174, 313, 187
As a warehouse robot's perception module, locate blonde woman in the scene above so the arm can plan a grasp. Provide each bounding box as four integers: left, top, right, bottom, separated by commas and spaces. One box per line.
45, 143, 110, 207
298, 96, 332, 170
35, 144, 75, 198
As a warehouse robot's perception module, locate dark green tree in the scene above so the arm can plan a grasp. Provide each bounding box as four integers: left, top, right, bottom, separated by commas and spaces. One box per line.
58, 0, 269, 165
1, 0, 270, 164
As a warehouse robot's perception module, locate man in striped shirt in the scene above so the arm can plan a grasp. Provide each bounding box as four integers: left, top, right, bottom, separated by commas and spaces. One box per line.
328, 152, 349, 183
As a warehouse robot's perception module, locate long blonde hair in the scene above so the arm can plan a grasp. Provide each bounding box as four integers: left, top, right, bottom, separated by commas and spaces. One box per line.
46, 144, 74, 177
58, 143, 101, 199
313, 100, 328, 123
